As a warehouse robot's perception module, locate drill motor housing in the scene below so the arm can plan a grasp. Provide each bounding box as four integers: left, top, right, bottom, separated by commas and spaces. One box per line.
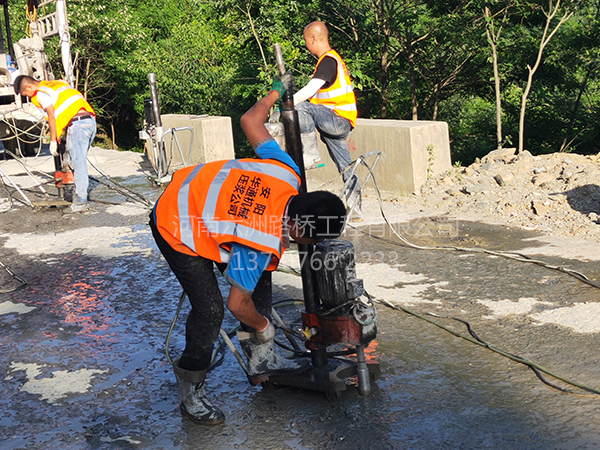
302, 239, 377, 349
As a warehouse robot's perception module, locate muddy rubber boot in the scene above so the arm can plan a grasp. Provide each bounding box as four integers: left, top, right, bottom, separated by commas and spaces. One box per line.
172, 359, 225, 425
238, 331, 310, 385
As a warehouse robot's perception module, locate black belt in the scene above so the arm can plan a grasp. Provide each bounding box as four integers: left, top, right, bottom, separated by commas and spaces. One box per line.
70, 114, 93, 124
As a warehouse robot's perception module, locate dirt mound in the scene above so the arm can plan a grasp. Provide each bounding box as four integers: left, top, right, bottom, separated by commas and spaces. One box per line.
401, 148, 600, 242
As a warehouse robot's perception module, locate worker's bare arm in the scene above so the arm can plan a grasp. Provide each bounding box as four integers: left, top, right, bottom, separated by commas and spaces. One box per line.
226, 285, 269, 331
240, 90, 280, 149
44, 104, 59, 142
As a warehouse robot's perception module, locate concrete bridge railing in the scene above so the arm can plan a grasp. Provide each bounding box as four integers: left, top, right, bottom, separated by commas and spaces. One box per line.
153, 115, 451, 196
306, 118, 452, 195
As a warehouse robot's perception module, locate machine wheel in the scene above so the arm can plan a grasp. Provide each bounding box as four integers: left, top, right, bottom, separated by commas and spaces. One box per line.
326, 390, 342, 402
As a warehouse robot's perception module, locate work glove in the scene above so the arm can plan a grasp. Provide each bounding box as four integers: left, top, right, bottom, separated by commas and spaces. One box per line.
255, 317, 276, 343
49, 141, 58, 157
271, 71, 296, 100
271, 77, 286, 100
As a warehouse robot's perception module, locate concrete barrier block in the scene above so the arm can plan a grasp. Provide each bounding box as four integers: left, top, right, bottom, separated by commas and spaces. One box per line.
157, 114, 235, 166
306, 119, 451, 194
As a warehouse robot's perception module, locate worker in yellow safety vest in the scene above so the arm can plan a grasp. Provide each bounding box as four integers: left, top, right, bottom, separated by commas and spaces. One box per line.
293, 21, 362, 220
14, 76, 96, 212
149, 76, 347, 426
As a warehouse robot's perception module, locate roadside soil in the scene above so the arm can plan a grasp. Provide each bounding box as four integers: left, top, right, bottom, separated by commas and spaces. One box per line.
383, 147, 600, 243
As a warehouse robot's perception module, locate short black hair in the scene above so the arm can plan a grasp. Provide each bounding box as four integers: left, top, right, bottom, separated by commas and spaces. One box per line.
13, 75, 38, 95
288, 191, 346, 239
13, 75, 27, 94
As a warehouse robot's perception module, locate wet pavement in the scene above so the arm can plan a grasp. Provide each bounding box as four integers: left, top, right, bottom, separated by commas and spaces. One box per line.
2, 152, 600, 449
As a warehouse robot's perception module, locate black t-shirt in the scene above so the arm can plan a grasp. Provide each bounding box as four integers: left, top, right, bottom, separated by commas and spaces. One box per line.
313, 56, 337, 89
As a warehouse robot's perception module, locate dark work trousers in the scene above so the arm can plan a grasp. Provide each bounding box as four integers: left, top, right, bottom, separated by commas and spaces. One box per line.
149, 216, 272, 372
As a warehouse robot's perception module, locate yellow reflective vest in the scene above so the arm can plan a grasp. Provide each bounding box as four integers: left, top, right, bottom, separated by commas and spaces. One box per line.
310, 50, 357, 127
31, 80, 95, 137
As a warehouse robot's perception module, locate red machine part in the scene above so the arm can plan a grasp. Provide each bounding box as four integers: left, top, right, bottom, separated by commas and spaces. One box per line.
302, 312, 375, 349
54, 170, 73, 188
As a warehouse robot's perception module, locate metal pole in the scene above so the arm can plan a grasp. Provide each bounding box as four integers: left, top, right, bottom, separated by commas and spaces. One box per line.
356, 345, 371, 396
148, 73, 167, 178
274, 43, 326, 367
56, 0, 73, 86
3, 2, 15, 65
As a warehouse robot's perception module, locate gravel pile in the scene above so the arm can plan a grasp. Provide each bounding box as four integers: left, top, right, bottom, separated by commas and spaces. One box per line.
397, 148, 600, 242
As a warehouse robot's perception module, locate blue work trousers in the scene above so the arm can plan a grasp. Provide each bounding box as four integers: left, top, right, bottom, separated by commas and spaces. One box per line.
295, 101, 359, 194
66, 117, 96, 203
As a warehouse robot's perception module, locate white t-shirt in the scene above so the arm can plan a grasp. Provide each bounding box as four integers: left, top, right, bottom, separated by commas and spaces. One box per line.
35, 90, 56, 110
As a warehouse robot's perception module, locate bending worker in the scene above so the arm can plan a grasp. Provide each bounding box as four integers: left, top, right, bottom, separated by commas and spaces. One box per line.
14, 75, 96, 212
294, 21, 362, 220
149, 77, 347, 425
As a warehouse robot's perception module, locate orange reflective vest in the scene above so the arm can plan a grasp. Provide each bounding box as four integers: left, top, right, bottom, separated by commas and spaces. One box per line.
310, 49, 357, 127
154, 158, 301, 270
31, 80, 95, 137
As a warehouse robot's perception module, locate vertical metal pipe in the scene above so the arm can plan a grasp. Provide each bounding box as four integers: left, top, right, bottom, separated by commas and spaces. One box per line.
356, 345, 371, 396
274, 44, 327, 367
0, 5, 5, 60
148, 73, 167, 178
148, 73, 163, 128
3, 2, 15, 65
273, 45, 319, 312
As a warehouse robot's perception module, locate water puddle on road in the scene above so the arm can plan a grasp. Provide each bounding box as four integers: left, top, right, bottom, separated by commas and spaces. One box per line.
1, 219, 600, 449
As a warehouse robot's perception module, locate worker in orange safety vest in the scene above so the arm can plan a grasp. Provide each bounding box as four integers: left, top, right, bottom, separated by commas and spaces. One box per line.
149, 75, 347, 426
15, 75, 96, 212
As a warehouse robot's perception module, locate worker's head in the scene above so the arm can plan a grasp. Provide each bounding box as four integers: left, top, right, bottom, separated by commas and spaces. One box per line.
287, 191, 346, 244
14, 75, 39, 97
303, 21, 330, 56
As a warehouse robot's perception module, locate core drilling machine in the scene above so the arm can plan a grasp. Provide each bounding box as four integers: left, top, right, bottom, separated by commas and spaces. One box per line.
266, 45, 379, 401
53, 140, 74, 201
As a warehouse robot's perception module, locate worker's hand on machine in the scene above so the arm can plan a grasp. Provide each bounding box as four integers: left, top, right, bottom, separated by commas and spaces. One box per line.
271, 71, 296, 100
49, 141, 59, 157
271, 77, 286, 100
255, 317, 276, 343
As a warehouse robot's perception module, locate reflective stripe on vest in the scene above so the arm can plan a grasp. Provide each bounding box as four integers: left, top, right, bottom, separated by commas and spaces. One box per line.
177, 159, 300, 257
31, 80, 95, 137
310, 50, 357, 127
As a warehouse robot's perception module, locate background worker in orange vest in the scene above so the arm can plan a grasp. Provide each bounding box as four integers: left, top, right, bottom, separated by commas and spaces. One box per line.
14, 75, 97, 212
294, 21, 362, 220
149, 77, 346, 426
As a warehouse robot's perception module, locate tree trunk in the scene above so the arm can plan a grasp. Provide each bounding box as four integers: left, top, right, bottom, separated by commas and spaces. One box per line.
485, 7, 504, 148
244, 3, 268, 71
84, 59, 91, 99
381, 46, 389, 119
110, 121, 116, 150
518, 0, 572, 153
407, 28, 418, 120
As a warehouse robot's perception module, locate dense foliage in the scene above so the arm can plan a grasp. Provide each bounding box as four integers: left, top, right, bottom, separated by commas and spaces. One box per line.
8, 0, 599, 163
